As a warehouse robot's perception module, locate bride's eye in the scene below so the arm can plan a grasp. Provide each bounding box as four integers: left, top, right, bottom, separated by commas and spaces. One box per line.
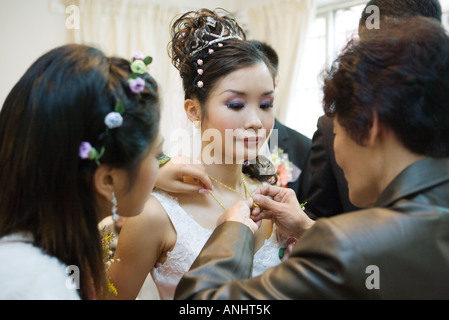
260, 100, 273, 110
226, 100, 245, 110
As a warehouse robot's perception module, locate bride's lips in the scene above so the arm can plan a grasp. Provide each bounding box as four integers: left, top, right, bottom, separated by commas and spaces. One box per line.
240, 136, 261, 147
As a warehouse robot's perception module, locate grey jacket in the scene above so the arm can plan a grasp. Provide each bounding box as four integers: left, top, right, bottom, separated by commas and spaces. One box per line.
175, 157, 449, 299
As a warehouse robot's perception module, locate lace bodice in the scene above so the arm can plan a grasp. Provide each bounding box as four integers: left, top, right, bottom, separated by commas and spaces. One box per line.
146, 189, 281, 300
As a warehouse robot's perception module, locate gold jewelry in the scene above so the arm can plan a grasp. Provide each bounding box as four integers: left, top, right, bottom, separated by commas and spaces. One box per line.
209, 173, 248, 197
207, 173, 259, 210
193, 120, 201, 129
207, 190, 226, 210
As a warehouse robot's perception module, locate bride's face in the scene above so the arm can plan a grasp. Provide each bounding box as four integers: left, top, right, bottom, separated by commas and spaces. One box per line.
200, 62, 275, 164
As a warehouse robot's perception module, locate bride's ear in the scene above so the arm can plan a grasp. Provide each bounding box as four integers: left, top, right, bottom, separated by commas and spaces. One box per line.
184, 98, 201, 123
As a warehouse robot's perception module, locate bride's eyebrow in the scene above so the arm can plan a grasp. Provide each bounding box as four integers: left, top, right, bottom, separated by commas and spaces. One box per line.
218, 89, 275, 96
219, 89, 246, 96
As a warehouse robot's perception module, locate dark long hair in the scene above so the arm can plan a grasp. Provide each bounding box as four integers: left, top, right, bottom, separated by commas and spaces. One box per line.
0, 44, 160, 299
169, 8, 277, 184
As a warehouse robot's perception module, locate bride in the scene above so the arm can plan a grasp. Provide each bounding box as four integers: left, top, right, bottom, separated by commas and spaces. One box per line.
108, 8, 283, 300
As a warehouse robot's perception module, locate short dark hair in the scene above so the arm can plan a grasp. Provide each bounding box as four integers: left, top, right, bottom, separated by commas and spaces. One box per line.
359, 0, 442, 30
249, 40, 279, 73
323, 17, 449, 157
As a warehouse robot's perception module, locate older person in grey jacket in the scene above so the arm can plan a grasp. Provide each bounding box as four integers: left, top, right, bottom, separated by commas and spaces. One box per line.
175, 16, 449, 300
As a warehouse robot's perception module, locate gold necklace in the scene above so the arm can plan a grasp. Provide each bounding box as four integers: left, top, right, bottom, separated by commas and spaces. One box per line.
208, 173, 249, 210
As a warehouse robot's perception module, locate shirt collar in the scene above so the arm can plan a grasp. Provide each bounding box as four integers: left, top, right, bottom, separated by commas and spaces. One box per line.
374, 157, 449, 208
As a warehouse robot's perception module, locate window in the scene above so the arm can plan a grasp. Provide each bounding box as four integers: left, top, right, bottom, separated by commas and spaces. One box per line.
285, 1, 367, 138
286, 0, 449, 139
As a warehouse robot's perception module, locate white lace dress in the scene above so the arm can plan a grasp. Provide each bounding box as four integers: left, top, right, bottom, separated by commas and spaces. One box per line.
145, 189, 282, 300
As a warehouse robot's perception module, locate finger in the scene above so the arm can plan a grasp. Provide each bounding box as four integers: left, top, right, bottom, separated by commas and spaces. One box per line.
256, 210, 274, 221
252, 185, 287, 201
245, 217, 261, 234
251, 206, 261, 216
252, 184, 270, 196
170, 181, 205, 194
252, 194, 284, 212
180, 165, 213, 190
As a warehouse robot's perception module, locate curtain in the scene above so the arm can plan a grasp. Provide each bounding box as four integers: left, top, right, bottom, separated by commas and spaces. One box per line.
72, 0, 187, 155
245, 0, 317, 123
71, 0, 316, 155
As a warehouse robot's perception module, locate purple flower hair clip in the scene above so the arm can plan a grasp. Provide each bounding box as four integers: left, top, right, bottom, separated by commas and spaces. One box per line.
79, 142, 105, 167
129, 77, 146, 94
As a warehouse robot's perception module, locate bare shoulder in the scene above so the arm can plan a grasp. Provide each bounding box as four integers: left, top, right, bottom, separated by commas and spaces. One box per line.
133, 194, 172, 227
118, 194, 176, 256
109, 194, 176, 299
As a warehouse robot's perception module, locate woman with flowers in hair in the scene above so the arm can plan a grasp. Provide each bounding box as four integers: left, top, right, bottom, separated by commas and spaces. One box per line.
0, 44, 162, 299
109, 8, 285, 300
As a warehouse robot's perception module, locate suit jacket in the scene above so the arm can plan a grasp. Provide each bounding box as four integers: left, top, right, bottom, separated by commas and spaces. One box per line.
269, 119, 312, 204
175, 157, 449, 299
306, 115, 359, 217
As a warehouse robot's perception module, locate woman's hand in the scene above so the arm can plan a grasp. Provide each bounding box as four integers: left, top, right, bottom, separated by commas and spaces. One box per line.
155, 154, 213, 194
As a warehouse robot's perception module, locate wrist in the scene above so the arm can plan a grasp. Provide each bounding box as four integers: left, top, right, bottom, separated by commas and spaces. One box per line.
297, 217, 315, 238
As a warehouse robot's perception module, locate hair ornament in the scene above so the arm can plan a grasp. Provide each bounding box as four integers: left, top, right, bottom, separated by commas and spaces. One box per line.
190, 35, 242, 57
79, 51, 152, 166
105, 101, 125, 130
189, 16, 243, 58
129, 77, 146, 94
79, 142, 105, 167
197, 81, 204, 88
128, 50, 153, 94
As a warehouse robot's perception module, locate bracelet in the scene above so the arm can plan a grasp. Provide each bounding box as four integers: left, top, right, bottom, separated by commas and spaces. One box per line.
157, 153, 171, 167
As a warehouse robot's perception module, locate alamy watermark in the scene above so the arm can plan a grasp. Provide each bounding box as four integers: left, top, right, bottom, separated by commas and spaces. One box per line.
66, 265, 80, 290
65, 5, 80, 30
365, 265, 380, 290
165, 127, 278, 167
64, 4, 380, 31
65, 262, 380, 291
365, 5, 380, 30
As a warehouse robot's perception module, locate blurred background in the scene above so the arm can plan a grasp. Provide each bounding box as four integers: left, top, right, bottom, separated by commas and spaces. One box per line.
2, 0, 449, 143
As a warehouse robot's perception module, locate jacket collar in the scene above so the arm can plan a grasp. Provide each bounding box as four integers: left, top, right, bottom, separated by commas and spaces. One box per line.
374, 157, 449, 208
271, 118, 288, 149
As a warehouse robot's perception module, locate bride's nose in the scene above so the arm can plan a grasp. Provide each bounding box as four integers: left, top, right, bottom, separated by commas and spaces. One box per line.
244, 108, 263, 130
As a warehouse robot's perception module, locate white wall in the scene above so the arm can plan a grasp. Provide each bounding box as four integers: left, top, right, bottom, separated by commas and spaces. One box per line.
0, 0, 235, 107
0, 0, 68, 106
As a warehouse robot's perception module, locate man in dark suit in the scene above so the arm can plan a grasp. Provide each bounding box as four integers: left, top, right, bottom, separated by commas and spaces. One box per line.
306, 0, 443, 218
306, 115, 359, 216
250, 40, 312, 206
271, 118, 311, 205
175, 15, 449, 300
